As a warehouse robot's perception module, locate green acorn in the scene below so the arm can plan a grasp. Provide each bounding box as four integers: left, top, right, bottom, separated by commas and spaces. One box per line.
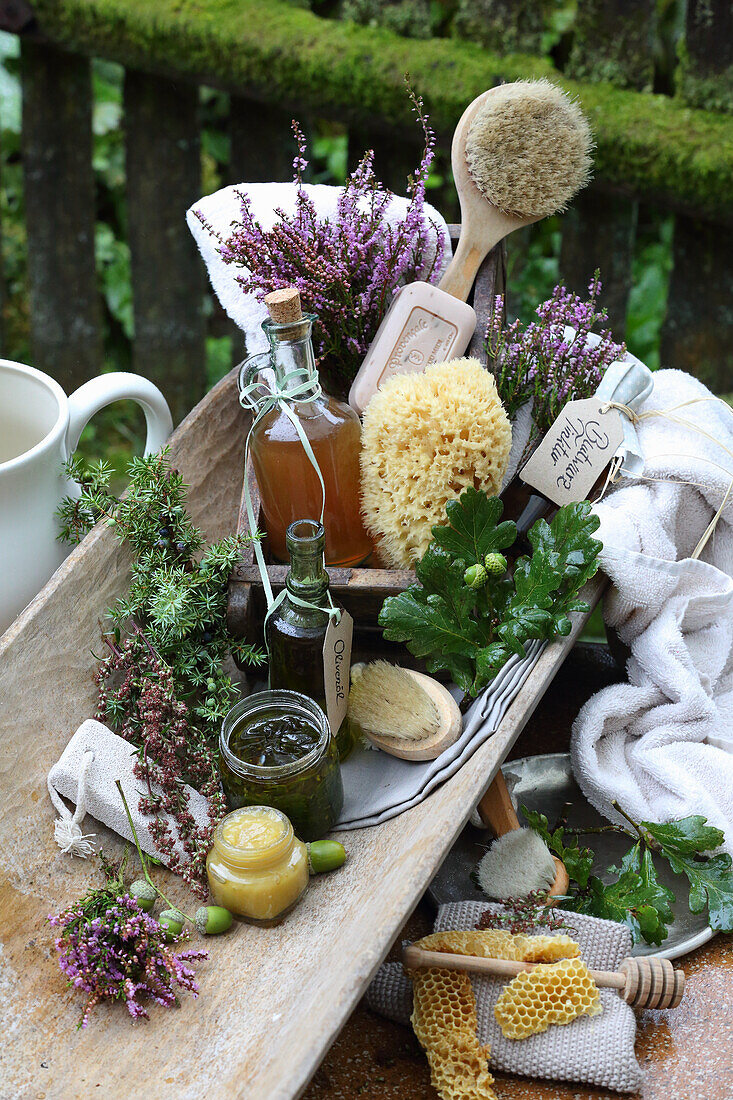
484, 552, 507, 576
463, 563, 488, 589
158, 908, 185, 941
129, 879, 156, 913
307, 840, 347, 874
194, 905, 234, 935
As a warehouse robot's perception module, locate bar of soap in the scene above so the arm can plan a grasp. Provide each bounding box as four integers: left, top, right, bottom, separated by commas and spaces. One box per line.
348, 282, 477, 414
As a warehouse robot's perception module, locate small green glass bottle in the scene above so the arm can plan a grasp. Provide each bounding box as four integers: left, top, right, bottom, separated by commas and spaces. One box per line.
266, 519, 358, 762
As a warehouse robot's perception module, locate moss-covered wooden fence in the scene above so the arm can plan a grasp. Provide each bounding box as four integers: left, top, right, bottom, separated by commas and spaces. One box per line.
2, 0, 732, 423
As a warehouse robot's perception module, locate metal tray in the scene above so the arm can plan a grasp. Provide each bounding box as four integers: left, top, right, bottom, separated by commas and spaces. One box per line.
428, 752, 714, 960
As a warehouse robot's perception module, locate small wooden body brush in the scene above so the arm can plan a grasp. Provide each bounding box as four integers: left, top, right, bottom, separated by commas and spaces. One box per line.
348, 661, 463, 761
476, 772, 570, 902
349, 79, 593, 414
440, 79, 592, 301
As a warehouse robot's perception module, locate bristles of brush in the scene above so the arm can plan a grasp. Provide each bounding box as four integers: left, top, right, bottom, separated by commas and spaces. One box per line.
348, 661, 440, 742
475, 829, 557, 900
465, 78, 593, 220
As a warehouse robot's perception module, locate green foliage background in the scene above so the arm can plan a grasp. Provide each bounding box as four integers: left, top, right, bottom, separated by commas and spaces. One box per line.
0, 11, 675, 481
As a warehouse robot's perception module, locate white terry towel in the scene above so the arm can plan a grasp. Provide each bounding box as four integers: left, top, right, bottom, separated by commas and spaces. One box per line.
186, 182, 452, 357
571, 369, 733, 852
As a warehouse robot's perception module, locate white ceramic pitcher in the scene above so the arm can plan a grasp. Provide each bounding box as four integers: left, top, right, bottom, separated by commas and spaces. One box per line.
0, 360, 173, 635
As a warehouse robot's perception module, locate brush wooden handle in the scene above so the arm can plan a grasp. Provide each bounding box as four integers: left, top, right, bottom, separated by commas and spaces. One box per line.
402, 946, 685, 1010
477, 772, 520, 835
477, 771, 569, 901
438, 86, 535, 303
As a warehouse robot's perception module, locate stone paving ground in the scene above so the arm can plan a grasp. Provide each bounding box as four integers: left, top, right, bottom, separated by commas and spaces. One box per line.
304, 646, 733, 1100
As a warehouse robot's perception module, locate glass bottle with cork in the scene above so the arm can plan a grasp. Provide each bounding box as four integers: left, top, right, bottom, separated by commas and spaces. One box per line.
266, 518, 357, 762
241, 286, 372, 568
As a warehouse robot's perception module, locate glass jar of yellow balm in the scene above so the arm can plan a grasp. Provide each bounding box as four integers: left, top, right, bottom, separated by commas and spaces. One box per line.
206, 805, 310, 924
219, 690, 343, 841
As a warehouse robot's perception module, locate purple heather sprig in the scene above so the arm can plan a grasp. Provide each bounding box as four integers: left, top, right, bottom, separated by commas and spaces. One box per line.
48, 854, 206, 1029
95, 634, 226, 896
196, 91, 446, 392
486, 272, 626, 443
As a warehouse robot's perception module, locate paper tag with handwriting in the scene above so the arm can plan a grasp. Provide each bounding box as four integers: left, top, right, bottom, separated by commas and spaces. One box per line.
323, 610, 353, 735
519, 397, 624, 507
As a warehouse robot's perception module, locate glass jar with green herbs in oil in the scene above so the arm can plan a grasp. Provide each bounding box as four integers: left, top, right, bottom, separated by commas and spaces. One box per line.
266, 519, 359, 761
219, 690, 343, 842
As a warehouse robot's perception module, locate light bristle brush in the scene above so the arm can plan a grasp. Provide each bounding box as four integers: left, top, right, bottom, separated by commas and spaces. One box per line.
348, 661, 463, 761
439, 78, 593, 302
475, 772, 569, 902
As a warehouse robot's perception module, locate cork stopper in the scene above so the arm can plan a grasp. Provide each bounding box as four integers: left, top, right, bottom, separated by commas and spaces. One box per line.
264, 287, 303, 325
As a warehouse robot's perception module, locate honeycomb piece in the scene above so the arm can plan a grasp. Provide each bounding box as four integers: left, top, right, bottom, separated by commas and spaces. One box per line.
409, 965, 497, 1100
360, 358, 512, 568
417, 929, 580, 963
494, 956, 603, 1040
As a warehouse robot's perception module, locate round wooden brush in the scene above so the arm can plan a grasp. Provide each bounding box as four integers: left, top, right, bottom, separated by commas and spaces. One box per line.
476, 772, 569, 902
439, 79, 593, 302
348, 661, 462, 761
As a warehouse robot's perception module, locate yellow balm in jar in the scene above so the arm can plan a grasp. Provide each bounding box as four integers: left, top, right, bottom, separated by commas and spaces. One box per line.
206, 805, 309, 925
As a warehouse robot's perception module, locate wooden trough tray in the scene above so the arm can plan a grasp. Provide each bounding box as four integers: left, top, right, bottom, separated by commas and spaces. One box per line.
0, 367, 605, 1099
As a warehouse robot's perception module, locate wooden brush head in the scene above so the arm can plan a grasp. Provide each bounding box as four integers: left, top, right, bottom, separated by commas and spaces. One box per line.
465, 79, 593, 220
438, 80, 592, 300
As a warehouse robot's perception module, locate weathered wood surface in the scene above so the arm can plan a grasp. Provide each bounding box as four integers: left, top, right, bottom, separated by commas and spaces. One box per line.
124, 69, 206, 424
567, 0, 655, 90
0, 365, 604, 1099
21, 40, 102, 392
680, 0, 733, 112
559, 186, 638, 339
660, 215, 733, 392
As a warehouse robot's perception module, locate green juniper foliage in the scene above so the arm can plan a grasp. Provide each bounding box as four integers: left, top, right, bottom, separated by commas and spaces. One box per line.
379, 488, 602, 697
56, 449, 265, 888
523, 806, 733, 946
57, 448, 264, 708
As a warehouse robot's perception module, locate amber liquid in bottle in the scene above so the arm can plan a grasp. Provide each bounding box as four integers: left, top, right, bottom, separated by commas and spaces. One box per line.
245, 293, 371, 567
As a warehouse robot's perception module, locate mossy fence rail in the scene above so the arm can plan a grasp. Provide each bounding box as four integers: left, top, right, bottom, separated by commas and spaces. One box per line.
1, 0, 732, 424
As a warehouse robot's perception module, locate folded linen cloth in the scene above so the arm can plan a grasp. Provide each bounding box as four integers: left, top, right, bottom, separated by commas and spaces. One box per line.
366, 900, 643, 1093
335, 641, 543, 830
186, 181, 452, 358
48, 720, 212, 864
571, 369, 733, 852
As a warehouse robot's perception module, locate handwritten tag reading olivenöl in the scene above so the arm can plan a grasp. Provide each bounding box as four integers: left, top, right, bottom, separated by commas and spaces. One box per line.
323, 610, 353, 737
520, 397, 625, 507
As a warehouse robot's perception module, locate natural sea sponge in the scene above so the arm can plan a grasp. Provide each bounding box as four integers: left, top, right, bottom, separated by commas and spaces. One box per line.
466, 79, 593, 220
360, 358, 511, 568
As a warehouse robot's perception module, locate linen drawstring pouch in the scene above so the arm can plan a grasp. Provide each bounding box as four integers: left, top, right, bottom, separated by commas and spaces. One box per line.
47, 719, 212, 863
366, 901, 643, 1093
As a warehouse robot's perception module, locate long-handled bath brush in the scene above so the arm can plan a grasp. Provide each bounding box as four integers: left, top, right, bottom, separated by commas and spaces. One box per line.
349, 79, 593, 413
439, 78, 592, 302
475, 772, 569, 901
348, 661, 463, 761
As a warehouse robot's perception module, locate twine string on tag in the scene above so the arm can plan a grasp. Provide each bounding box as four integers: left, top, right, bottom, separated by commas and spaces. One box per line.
597, 396, 733, 559
239, 362, 340, 639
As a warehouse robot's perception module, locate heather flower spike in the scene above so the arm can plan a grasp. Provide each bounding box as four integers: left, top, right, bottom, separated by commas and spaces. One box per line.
486, 271, 625, 449
48, 853, 207, 1029
196, 89, 445, 393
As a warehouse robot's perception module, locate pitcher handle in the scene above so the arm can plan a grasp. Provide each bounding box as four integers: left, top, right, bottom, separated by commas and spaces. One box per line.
65, 372, 173, 459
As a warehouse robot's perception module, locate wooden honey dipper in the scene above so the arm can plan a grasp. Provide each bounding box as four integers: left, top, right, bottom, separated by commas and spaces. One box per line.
402, 945, 685, 1011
